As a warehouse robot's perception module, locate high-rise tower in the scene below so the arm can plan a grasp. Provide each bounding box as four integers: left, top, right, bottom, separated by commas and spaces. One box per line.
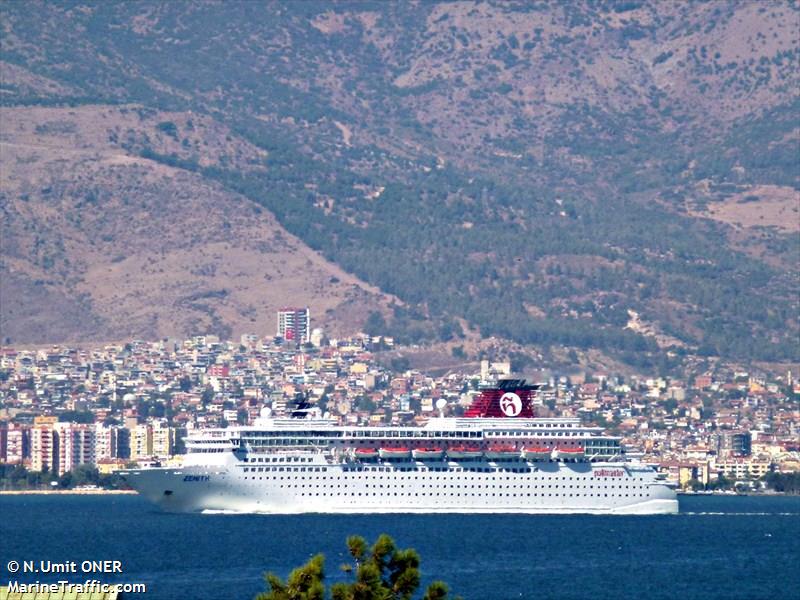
277, 307, 310, 343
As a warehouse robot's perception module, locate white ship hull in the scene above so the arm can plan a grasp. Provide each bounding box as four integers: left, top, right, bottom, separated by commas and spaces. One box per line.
122, 456, 678, 515
123, 387, 678, 515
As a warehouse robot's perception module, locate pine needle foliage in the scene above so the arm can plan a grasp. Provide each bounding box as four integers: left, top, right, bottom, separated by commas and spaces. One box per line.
256, 534, 459, 600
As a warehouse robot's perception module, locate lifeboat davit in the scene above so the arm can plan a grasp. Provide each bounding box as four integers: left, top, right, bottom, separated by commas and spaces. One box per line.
523, 447, 552, 461
412, 447, 445, 460
379, 447, 411, 460
553, 447, 585, 461
446, 446, 483, 460
354, 448, 379, 460
484, 445, 520, 460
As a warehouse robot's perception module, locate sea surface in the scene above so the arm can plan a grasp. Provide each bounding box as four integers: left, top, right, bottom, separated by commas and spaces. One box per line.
1, 494, 798, 600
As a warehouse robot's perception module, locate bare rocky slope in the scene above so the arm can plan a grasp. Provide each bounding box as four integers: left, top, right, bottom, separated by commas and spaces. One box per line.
0, 105, 393, 344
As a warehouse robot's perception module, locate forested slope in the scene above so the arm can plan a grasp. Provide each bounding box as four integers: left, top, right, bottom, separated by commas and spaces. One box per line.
1, 1, 797, 364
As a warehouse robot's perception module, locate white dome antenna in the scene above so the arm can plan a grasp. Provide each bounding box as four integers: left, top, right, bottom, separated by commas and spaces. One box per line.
436, 398, 447, 417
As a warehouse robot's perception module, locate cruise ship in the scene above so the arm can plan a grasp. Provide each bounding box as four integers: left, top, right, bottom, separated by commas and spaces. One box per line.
121, 380, 678, 514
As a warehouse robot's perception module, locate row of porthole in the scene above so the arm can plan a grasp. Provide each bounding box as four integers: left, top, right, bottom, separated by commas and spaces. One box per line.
241, 468, 635, 482
238, 469, 643, 487
260, 491, 648, 499
241, 477, 645, 491
243, 473, 636, 482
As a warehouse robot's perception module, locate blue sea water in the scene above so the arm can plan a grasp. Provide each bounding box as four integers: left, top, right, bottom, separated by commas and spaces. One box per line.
1, 494, 798, 600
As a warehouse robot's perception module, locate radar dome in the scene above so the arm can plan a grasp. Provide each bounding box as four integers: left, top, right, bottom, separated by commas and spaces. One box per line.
436, 398, 447, 410
260, 407, 273, 418
122, 393, 136, 403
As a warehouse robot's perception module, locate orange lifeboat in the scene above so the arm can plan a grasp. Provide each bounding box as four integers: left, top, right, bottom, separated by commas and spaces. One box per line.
354, 448, 379, 460
412, 447, 445, 460
378, 447, 411, 460
553, 447, 585, 461
523, 447, 552, 461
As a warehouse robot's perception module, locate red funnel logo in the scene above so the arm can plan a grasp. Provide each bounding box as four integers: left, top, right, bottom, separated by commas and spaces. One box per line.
463, 380, 536, 418
499, 392, 522, 417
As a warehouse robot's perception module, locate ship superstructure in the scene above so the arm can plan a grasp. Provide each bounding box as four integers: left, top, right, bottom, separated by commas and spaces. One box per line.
121, 380, 678, 514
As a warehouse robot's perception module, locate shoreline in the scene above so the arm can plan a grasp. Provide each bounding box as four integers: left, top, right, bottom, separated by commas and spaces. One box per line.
0, 489, 136, 495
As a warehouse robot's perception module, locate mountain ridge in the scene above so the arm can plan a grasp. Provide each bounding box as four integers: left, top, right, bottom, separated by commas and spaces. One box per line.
1, 1, 797, 366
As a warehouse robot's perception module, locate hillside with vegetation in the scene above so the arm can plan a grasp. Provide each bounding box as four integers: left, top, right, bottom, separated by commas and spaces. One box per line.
1, 1, 797, 367
0, 105, 394, 344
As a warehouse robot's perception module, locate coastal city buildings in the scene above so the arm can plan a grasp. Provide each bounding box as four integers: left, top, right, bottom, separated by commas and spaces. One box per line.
30, 417, 57, 473
277, 307, 311, 344
0, 324, 798, 490
5, 425, 27, 464
0, 421, 6, 463
56, 422, 95, 476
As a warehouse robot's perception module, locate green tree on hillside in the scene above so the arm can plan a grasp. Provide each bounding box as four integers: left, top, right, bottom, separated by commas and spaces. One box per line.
364, 311, 387, 336
255, 534, 458, 600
